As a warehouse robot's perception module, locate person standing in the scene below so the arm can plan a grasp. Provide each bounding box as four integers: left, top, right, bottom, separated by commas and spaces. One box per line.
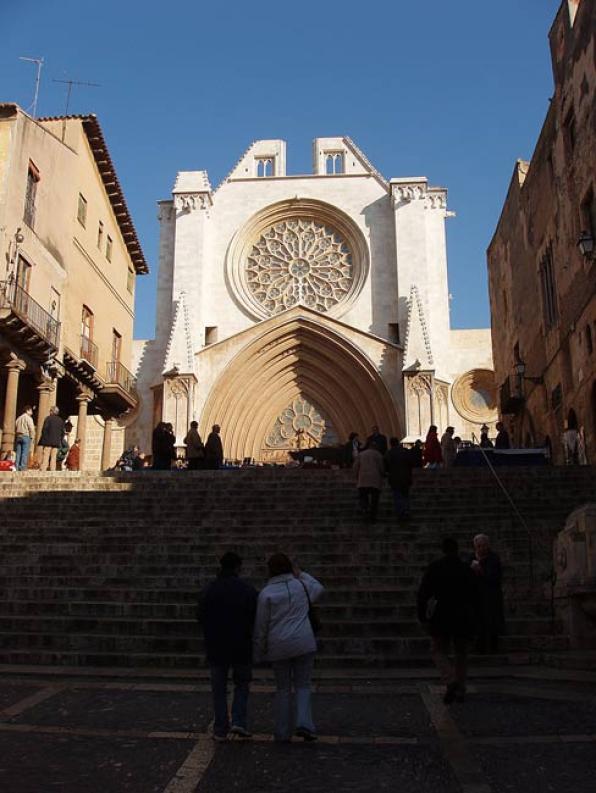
197, 552, 258, 741
423, 425, 442, 468
343, 432, 361, 468
65, 438, 81, 471
184, 421, 205, 470
471, 534, 504, 654
385, 437, 413, 519
353, 443, 385, 523
410, 439, 424, 469
417, 537, 478, 703
365, 425, 388, 455
494, 422, 510, 450
38, 406, 65, 472
205, 424, 224, 469
440, 426, 457, 467
253, 553, 324, 742
479, 426, 494, 449
14, 405, 35, 471
152, 423, 170, 470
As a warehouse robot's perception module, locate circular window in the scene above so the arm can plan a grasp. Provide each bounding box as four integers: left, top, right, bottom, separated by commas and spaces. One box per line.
226, 199, 369, 320
451, 369, 498, 424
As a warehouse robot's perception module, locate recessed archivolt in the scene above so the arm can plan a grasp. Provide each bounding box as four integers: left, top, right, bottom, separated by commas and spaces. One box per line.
200, 317, 400, 461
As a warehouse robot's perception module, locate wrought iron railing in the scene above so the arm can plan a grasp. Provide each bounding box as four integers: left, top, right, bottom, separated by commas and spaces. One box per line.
0, 279, 60, 348
80, 334, 98, 368
106, 360, 137, 395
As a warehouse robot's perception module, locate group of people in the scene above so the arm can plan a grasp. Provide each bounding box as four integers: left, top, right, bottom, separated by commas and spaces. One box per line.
197, 533, 503, 742
198, 552, 324, 742
8, 405, 81, 472
151, 422, 224, 470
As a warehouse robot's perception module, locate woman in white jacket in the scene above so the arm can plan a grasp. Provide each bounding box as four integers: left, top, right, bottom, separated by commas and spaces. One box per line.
253, 553, 324, 742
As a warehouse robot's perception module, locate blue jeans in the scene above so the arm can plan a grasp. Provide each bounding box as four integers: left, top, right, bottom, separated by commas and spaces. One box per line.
15, 435, 32, 471
272, 652, 316, 740
209, 664, 251, 736
391, 487, 410, 517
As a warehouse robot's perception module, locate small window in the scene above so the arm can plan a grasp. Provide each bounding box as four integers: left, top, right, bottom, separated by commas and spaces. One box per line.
23, 161, 39, 229
539, 244, 558, 329
388, 323, 400, 344
111, 329, 122, 362
81, 305, 94, 340
551, 383, 563, 412
580, 186, 596, 240
205, 326, 218, 345
127, 267, 135, 293
564, 109, 576, 155
97, 220, 104, 249
106, 235, 113, 262
15, 255, 32, 292
256, 158, 273, 177
586, 324, 593, 355
77, 193, 88, 227
325, 152, 344, 175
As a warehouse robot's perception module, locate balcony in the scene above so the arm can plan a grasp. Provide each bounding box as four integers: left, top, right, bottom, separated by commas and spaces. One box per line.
63, 334, 102, 391
500, 376, 524, 415
101, 360, 138, 412
80, 334, 98, 369
0, 279, 60, 359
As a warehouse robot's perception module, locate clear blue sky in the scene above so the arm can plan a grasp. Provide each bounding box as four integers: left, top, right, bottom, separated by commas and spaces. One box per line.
1, 0, 562, 339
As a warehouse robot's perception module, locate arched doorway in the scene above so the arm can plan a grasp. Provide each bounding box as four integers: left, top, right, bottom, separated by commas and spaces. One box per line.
200, 316, 401, 462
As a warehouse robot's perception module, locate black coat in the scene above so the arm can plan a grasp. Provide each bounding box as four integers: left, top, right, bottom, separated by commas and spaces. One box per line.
474, 551, 505, 635
365, 432, 388, 455
384, 446, 413, 492
197, 573, 258, 665
38, 414, 65, 448
417, 554, 479, 639
205, 432, 223, 465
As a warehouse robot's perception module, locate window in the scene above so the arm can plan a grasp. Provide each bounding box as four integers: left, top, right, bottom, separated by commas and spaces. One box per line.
551, 383, 563, 412
586, 324, 593, 355
112, 329, 122, 362
580, 186, 596, 240
256, 158, 274, 177
77, 193, 88, 227
127, 267, 135, 293
205, 326, 218, 345
388, 323, 400, 344
106, 235, 113, 262
539, 244, 558, 329
81, 305, 94, 341
50, 287, 60, 320
564, 109, 576, 156
23, 161, 39, 228
97, 220, 104, 249
15, 255, 32, 292
325, 152, 344, 175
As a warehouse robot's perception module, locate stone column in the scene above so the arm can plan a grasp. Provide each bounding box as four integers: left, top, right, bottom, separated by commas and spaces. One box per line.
76, 391, 93, 471
101, 417, 115, 470
1, 357, 26, 454
35, 379, 55, 446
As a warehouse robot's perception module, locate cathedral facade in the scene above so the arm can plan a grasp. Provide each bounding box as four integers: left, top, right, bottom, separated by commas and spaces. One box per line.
130, 137, 497, 461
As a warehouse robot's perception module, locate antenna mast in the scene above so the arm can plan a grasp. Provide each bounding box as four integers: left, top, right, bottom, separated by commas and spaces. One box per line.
52, 78, 101, 116
19, 56, 44, 117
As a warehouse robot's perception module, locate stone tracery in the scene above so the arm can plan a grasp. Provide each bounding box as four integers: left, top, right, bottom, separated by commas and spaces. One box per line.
245, 219, 353, 315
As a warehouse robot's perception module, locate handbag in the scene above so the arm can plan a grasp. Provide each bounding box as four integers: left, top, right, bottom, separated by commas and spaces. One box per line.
299, 579, 321, 635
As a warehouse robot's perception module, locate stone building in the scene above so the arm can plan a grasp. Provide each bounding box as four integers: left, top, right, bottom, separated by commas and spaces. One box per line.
0, 104, 148, 469
131, 136, 496, 462
487, 0, 595, 462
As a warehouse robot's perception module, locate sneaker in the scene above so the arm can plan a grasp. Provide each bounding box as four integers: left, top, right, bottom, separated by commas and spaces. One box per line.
212, 733, 228, 742
230, 725, 252, 739
295, 727, 317, 742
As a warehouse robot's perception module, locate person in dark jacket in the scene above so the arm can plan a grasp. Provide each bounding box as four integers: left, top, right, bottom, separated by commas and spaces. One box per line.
365, 425, 388, 455
197, 552, 258, 740
38, 406, 65, 472
385, 437, 413, 518
205, 424, 224, 469
494, 422, 511, 450
471, 534, 505, 653
152, 423, 171, 470
410, 440, 423, 469
417, 537, 478, 703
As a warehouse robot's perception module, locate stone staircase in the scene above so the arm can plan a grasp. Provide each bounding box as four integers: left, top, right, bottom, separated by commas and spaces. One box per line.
0, 466, 594, 670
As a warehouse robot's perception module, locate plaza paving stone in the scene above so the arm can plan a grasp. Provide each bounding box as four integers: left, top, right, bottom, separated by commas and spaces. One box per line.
11, 688, 213, 732
0, 731, 193, 793
473, 743, 596, 793
195, 743, 460, 793
450, 692, 596, 737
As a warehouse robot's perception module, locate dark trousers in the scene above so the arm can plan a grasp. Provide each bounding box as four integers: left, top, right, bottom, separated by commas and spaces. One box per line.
209, 664, 251, 737
187, 457, 204, 470
431, 634, 468, 687
358, 487, 380, 520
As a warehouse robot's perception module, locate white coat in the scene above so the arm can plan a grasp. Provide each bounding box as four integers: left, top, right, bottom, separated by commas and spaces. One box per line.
253, 572, 324, 662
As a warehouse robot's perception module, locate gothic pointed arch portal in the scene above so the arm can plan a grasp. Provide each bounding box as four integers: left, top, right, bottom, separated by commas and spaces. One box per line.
200, 316, 401, 462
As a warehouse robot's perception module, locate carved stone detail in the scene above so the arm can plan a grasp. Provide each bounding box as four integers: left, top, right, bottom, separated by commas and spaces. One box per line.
174, 193, 211, 212
264, 396, 338, 450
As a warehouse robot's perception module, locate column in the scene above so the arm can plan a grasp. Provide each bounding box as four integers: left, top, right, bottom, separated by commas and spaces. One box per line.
101, 417, 114, 470
1, 357, 26, 454
35, 379, 55, 446
76, 391, 93, 471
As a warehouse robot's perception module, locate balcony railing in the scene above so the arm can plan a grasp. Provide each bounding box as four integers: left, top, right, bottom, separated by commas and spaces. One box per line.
80, 334, 98, 369
0, 279, 60, 349
106, 360, 137, 395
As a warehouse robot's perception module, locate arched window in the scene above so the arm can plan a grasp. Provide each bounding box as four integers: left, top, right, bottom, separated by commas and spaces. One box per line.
567, 408, 578, 430
256, 158, 273, 177
325, 152, 344, 175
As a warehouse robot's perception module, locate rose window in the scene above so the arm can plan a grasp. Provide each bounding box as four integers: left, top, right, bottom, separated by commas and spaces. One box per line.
245, 219, 353, 315
265, 396, 338, 449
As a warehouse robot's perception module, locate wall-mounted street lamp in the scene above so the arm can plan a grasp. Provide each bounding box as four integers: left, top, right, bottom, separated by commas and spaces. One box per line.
577, 230, 594, 260
514, 359, 543, 385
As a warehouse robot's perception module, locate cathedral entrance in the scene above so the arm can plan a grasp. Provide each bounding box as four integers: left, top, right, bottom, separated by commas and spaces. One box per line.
199, 310, 401, 463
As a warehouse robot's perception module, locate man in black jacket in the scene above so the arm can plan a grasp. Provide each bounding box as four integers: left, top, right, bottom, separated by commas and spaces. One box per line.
38, 406, 65, 471
417, 537, 478, 703
385, 437, 413, 519
197, 552, 258, 740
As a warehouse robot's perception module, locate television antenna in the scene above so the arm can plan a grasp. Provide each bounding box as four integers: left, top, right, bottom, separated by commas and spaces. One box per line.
52, 77, 101, 115
19, 56, 44, 117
